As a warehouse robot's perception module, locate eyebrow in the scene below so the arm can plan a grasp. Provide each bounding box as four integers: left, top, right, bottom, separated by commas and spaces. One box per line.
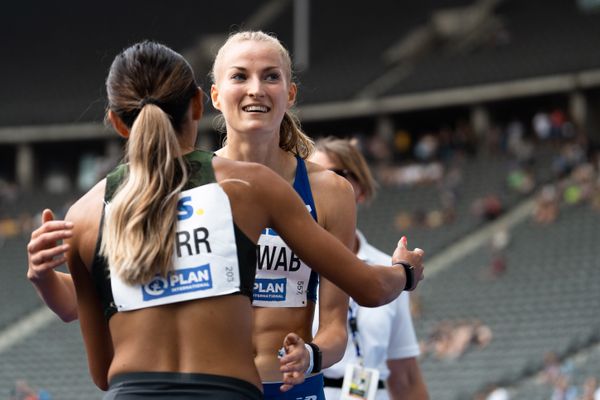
228, 65, 281, 72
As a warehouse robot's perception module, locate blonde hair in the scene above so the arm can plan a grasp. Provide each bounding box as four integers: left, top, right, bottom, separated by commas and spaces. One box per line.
211, 30, 314, 159
315, 137, 378, 203
101, 41, 198, 285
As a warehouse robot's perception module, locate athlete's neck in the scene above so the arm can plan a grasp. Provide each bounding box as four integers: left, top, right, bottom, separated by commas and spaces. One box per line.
217, 140, 296, 181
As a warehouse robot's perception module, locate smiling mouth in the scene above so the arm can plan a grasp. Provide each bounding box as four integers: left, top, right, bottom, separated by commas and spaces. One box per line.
242, 105, 270, 113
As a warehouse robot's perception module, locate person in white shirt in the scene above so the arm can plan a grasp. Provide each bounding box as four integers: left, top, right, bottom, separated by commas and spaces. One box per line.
311, 137, 428, 400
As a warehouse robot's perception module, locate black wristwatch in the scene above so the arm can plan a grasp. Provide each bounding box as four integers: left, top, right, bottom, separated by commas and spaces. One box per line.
307, 342, 322, 373
395, 262, 415, 291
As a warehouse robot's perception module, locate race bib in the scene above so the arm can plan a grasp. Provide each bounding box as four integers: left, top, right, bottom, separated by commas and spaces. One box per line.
252, 227, 313, 307
110, 183, 241, 311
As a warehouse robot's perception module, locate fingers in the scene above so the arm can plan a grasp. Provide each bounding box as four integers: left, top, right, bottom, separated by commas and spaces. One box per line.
42, 209, 55, 224
283, 332, 301, 347
29, 243, 70, 266
279, 334, 306, 366
28, 228, 73, 253
393, 236, 426, 289
279, 371, 305, 392
397, 236, 408, 249
279, 332, 309, 392
27, 213, 73, 282
30, 220, 73, 240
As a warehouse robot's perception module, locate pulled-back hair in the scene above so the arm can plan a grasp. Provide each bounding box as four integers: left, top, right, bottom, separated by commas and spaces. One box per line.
210, 30, 314, 159
101, 41, 198, 285
315, 137, 378, 203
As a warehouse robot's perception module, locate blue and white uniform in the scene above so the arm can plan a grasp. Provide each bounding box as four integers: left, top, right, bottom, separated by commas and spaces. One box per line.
253, 155, 319, 307
257, 156, 325, 400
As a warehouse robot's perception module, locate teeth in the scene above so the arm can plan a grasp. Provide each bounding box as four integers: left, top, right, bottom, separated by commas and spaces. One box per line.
243, 105, 268, 112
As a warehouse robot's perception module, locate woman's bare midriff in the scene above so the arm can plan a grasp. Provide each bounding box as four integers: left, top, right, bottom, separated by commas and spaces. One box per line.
107, 294, 262, 390
252, 303, 315, 382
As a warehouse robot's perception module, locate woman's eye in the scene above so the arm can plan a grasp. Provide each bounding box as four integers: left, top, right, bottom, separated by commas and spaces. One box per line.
265, 73, 281, 81
231, 73, 246, 81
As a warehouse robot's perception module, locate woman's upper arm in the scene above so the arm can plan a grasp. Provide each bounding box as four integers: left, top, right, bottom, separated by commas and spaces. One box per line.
258, 167, 388, 305
311, 170, 355, 361
64, 186, 113, 389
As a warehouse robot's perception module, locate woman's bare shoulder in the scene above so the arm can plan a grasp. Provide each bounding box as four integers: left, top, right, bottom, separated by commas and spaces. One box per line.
305, 159, 354, 203
65, 179, 106, 225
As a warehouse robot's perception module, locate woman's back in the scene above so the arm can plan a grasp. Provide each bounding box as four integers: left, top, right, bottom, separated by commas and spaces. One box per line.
108, 295, 257, 384
67, 152, 267, 390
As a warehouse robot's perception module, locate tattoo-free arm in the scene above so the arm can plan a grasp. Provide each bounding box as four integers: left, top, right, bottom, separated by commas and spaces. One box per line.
387, 357, 429, 400
27, 209, 78, 322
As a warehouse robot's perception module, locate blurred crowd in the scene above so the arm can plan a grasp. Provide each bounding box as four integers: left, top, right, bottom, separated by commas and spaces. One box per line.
2, 104, 600, 399
336, 106, 600, 236
9, 379, 51, 400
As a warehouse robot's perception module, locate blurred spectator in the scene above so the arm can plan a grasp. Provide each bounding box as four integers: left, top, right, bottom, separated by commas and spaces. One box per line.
472, 194, 504, 221
438, 125, 455, 161
486, 385, 510, 400
578, 376, 599, 400
552, 374, 578, 400
9, 379, 41, 400
366, 133, 393, 164
553, 142, 586, 178
393, 129, 412, 156
571, 163, 596, 201
487, 228, 510, 280
376, 162, 443, 187
563, 183, 583, 206
532, 111, 552, 140
539, 351, 562, 385
506, 118, 525, 158
550, 108, 567, 139
414, 132, 439, 162
534, 184, 559, 225
506, 166, 535, 194
394, 210, 413, 231
421, 319, 492, 360
454, 119, 478, 157
425, 209, 446, 228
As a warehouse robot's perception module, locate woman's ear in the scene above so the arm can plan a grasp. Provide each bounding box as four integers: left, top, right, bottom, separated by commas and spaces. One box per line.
191, 87, 204, 120
356, 189, 367, 205
108, 111, 130, 138
210, 84, 221, 111
288, 82, 297, 108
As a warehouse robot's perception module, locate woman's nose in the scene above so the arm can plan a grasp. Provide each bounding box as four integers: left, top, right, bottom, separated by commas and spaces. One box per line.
247, 77, 265, 98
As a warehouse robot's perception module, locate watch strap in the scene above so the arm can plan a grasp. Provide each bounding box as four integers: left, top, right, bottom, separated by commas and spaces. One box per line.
394, 262, 415, 291
307, 342, 322, 373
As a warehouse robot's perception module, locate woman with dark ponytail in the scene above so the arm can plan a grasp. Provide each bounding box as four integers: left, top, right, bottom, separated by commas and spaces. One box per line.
28, 41, 424, 399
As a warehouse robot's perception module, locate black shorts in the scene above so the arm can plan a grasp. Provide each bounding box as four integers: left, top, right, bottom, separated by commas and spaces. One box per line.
103, 371, 263, 400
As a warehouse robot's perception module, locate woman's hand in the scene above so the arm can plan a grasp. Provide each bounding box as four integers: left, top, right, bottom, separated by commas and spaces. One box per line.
278, 332, 310, 392
27, 209, 73, 283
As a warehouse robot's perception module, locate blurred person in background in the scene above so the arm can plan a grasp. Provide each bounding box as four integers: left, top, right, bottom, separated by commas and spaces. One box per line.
26, 32, 427, 399
579, 376, 599, 400
310, 136, 428, 400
